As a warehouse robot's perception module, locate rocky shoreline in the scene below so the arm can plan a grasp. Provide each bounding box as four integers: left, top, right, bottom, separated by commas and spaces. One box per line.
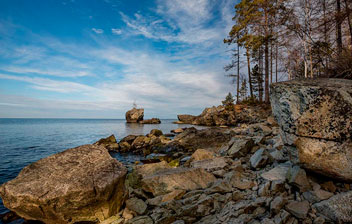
0, 79, 351, 224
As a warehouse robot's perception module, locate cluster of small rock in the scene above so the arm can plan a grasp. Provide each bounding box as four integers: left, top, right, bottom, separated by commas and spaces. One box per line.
104, 117, 352, 224
95, 130, 172, 155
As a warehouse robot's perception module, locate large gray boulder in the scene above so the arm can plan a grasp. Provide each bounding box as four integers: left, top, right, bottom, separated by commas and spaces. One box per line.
0, 145, 127, 224
270, 78, 352, 181
126, 108, 144, 123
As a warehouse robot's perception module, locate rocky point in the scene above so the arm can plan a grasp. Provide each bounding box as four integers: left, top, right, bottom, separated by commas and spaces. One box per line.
1, 78, 352, 224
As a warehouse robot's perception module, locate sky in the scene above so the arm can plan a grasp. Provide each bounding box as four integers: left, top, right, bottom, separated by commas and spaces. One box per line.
0, 0, 236, 118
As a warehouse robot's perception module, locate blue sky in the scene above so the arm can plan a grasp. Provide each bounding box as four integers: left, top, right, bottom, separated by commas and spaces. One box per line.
0, 0, 236, 118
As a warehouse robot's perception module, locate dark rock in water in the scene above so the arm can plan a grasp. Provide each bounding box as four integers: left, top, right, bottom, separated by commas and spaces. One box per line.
149, 129, 163, 136
270, 78, 352, 181
140, 118, 161, 124
0, 211, 21, 223
164, 133, 175, 137
126, 108, 144, 123
171, 128, 184, 134
0, 144, 127, 224
120, 135, 138, 145
94, 134, 119, 151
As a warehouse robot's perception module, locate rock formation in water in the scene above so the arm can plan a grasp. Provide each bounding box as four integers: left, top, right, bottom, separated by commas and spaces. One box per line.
0, 145, 127, 224
125, 108, 162, 124
125, 108, 144, 123
270, 78, 352, 181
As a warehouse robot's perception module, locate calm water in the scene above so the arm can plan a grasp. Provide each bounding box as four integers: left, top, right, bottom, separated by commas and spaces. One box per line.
0, 118, 200, 215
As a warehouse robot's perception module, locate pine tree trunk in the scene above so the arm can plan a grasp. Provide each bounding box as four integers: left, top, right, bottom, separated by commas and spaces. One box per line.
275, 44, 278, 82
323, 0, 329, 75
270, 42, 273, 83
344, 0, 352, 47
264, 9, 270, 103
246, 47, 253, 98
337, 0, 343, 54
237, 43, 240, 103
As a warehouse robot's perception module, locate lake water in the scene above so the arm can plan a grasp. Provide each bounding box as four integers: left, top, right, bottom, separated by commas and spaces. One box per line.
0, 118, 201, 216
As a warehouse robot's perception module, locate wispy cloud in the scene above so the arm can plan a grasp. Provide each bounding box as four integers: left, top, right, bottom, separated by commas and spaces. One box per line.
91, 28, 104, 34
1, 66, 91, 77
0, 73, 98, 94
119, 0, 231, 45
111, 28, 122, 35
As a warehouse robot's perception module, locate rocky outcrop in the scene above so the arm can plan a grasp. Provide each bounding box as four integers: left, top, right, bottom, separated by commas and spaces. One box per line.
139, 118, 161, 124
270, 78, 352, 181
126, 108, 144, 123
94, 134, 119, 151
177, 104, 271, 126
116, 131, 172, 155
0, 145, 127, 224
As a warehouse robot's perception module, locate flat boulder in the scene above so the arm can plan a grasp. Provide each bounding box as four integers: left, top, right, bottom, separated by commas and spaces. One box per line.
190, 149, 215, 162
141, 167, 216, 196
173, 127, 233, 152
126, 108, 144, 123
0, 144, 127, 224
270, 79, 352, 181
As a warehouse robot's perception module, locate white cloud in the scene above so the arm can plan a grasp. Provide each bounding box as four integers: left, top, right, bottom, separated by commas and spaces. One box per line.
92, 28, 104, 34
2, 66, 91, 77
111, 28, 122, 35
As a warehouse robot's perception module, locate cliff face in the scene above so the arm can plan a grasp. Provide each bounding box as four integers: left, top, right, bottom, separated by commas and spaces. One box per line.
270, 78, 352, 181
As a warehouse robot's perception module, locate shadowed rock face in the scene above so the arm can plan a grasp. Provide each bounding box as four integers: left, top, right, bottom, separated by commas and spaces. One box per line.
0, 145, 127, 224
126, 108, 144, 123
270, 78, 352, 181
